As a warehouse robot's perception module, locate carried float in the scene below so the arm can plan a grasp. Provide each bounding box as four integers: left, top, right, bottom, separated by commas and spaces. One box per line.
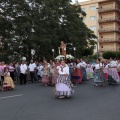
55, 41, 75, 60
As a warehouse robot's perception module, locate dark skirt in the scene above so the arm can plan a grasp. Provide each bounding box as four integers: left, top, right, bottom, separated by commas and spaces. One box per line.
118, 72, 120, 77
81, 67, 87, 81
72, 68, 83, 84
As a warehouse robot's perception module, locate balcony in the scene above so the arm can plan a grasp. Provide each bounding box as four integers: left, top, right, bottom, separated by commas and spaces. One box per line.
99, 48, 120, 52
116, 48, 120, 52
99, 38, 120, 43
99, 17, 120, 24
99, 0, 120, 4
99, 28, 120, 33
98, 7, 120, 13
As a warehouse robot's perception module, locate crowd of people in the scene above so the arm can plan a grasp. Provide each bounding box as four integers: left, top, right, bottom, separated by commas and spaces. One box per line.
0, 57, 120, 98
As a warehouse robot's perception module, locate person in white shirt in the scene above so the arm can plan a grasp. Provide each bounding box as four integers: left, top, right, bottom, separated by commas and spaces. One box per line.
108, 57, 120, 84
72, 59, 83, 84
114, 58, 118, 65
117, 60, 120, 77
80, 58, 87, 81
37, 62, 43, 82
49, 60, 56, 85
86, 62, 94, 79
20, 61, 27, 85
94, 59, 106, 86
55, 60, 74, 98
68, 62, 74, 81
41, 60, 50, 86
28, 60, 37, 83
103, 61, 109, 80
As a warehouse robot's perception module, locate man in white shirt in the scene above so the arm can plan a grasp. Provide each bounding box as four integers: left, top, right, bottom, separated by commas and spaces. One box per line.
29, 60, 37, 83
20, 61, 27, 85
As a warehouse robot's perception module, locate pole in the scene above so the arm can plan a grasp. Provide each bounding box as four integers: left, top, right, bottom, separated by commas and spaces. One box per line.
74, 50, 75, 56
53, 52, 54, 59
75, 51, 76, 58
52, 49, 54, 59
96, 8, 99, 59
73, 47, 76, 58
0, 39, 3, 55
54, 77, 56, 98
58, 47, 60, 55
54, 65, 57, 98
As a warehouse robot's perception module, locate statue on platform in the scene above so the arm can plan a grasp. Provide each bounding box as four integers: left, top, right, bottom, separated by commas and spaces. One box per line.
60, 41, 66, 56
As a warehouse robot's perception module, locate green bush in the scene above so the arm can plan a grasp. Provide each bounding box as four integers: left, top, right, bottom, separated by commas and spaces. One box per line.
81, 48, 93, 57
83, 55, 97, 63
115, 52, 120, 59
0, 54, 9, 63
103, 51, 120, 59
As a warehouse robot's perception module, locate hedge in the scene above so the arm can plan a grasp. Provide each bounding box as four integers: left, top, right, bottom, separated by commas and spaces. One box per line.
103, 51, 120, 59
0, 54, 9, 63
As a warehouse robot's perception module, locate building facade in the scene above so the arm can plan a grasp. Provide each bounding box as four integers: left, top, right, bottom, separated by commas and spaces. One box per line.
79, 0, 120, 53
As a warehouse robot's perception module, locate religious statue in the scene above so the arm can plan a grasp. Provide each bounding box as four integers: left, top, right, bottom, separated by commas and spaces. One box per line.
60, 41, 66, 56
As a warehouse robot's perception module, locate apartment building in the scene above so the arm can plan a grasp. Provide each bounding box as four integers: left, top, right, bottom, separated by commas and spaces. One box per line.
79, 0, 120, 53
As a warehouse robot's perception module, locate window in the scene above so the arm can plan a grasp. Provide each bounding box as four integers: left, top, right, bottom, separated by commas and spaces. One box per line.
83, 17, 86, 22
90, 16, 96, 21
82, 8, 85, 12
94, 46, 96, 49
90, 26, 96, 31
90, 6, 96, 10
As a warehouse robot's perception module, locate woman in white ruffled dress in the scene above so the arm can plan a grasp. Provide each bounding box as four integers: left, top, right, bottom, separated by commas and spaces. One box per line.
55, 60, 74, 98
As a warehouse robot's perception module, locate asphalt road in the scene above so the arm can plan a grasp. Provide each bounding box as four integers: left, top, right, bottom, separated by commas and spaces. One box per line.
0, 81, 120, 120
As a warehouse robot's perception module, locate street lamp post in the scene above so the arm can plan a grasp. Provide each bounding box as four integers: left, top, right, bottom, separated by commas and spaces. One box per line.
96, 7, 99, 59
66, 42, 73, 55
0, 42, 3, 55
31, 49, 35, 60
0, 37, 3, 55
73, 47, 76, 58
52, 49, 55, 59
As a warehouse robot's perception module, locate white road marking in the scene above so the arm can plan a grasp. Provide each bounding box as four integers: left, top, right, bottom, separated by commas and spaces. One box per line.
0, 94, 23, 100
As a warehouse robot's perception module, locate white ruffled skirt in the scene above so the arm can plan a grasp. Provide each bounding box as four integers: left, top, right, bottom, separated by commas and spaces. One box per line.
56, 74, 74, 97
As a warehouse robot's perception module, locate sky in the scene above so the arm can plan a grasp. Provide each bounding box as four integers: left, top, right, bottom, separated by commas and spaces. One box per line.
72, 0, 89, 4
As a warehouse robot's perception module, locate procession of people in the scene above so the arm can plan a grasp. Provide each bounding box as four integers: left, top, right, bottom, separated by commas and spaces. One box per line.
0, 57, 120, 97
0, 41, 120, 99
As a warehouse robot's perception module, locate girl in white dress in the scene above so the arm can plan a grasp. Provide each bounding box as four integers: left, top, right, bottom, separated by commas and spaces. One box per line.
55, 60, 74, 98
94, 59, 106, 86
2, 67, 15, 91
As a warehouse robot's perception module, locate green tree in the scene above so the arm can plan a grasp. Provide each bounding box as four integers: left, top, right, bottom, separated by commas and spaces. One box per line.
0, 0, 96, 61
